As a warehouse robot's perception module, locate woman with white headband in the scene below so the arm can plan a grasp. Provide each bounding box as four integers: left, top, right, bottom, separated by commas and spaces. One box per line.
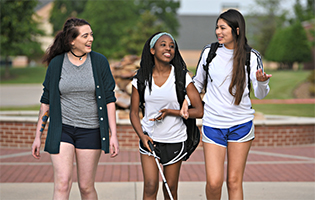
130, 32, 203, 199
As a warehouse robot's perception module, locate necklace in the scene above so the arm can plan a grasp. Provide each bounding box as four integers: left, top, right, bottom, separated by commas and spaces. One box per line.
70, 50, 86, 61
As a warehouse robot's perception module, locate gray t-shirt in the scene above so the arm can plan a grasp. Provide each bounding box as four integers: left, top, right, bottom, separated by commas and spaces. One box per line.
59, 53, 99, 128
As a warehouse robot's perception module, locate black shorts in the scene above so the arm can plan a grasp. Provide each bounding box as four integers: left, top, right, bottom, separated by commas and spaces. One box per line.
60, 124, 101, 149
139, 139, 187, 166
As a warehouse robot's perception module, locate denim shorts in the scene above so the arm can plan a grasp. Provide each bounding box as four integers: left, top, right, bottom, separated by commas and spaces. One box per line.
202, 120, 255, 148
60, 124, 101, 149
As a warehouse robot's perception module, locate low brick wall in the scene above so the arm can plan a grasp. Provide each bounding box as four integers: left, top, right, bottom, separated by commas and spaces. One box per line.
1, 121, 314, 149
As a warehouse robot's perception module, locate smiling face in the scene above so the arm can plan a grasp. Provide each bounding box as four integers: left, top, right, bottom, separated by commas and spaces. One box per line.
71, 25, 93, 55
216, 18, 237, 49
150, 35, 175, 64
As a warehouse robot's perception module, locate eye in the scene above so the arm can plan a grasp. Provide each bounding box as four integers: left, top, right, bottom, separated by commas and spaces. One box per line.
170, 44, 175, 48
161, 43, 166, 46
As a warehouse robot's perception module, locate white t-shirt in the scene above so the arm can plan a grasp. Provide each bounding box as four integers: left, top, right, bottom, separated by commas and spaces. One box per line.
193, 44, 270, 128
132, 65, 192, 143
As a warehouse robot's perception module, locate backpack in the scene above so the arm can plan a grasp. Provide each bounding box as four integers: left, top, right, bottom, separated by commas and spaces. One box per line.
136, 69, 200, 161
198, 42, 252, 96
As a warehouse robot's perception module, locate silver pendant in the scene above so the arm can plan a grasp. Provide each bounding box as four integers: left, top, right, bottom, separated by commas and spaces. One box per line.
79, 57, 82, 61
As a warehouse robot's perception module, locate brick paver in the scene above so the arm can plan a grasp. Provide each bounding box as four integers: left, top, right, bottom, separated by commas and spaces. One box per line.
1, 145, 314, 183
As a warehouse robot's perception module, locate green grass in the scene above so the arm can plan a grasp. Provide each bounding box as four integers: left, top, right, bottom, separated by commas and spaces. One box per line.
253, 104, 315, 118
251, 69, 310, 99
1, 66, 314, 118
0, 66, 46, 84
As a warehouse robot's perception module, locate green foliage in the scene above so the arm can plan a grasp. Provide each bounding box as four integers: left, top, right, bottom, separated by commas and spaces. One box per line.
136, 0, 180, 36
265, 21, 312, 69
0, 0, 44, 57
0, 0, 44, 78
80, 0, 139, 58
293, 0, 315, 22
49, 0, 180, 59
118, 11, 169, 57
246, 0, 287, 55
49, 0, 87, 35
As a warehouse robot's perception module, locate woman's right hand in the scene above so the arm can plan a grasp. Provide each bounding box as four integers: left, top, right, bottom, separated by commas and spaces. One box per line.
31, 138, 41, 159
180, 99, 189, 119
140, 134, 154, 152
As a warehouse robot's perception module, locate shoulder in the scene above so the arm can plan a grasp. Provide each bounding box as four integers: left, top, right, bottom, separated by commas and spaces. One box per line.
90, 51, 108, 62
250, 48, 262, 59
50, 53, 64, 64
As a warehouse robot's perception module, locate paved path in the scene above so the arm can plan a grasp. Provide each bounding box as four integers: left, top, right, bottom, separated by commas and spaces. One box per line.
0, 145, 314, 199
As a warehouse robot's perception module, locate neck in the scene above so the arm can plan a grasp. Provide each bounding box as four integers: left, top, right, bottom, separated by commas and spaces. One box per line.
70, 50, 86, 60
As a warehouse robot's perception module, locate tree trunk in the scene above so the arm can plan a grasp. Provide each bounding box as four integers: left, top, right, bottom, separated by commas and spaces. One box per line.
4, 55, 10, 79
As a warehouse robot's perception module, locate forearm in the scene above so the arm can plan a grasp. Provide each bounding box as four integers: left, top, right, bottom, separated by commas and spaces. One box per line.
106, 102, 117, 136
35, 103, 50, 139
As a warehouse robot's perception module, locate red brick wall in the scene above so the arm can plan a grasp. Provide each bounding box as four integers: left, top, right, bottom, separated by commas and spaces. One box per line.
0, 122, 314, 149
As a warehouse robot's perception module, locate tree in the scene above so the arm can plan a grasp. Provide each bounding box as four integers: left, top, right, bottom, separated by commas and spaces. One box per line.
0, 0, 44, 79
48, 0, 180, 59
246, 0, 287, 56
118, 11, 169, 57
265, 21, 311, 69
49, 0, 87, 35
80, 0, 139, 58
135, 0, 180, 36
293, 0, 315, 22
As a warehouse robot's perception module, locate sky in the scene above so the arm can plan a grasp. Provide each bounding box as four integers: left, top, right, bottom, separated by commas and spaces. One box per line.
177, 0, 304, 16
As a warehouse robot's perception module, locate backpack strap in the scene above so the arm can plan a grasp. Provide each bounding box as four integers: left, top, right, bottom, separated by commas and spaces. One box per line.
175, 69, 187, 107
245, 46, 252, 97
202, 42, 220, 93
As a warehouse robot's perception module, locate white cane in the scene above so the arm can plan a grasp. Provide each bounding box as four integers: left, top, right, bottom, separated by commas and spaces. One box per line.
148, 141, 174, 200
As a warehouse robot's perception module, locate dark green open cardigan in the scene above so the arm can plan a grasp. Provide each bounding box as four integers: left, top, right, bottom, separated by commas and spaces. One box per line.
40, 51, 116, 154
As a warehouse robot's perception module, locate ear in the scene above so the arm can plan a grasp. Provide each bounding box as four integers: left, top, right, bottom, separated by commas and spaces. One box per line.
150, 48, 155, 55
236, 27, 239, 35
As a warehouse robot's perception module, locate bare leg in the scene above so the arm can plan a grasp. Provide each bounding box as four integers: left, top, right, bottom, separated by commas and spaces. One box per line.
203, 142, 226, 200
50, 142, 75, 200
162, 160, 182, 200
226, 140, 252, 200
141, 153, 159, 200
75, 149, 101, 200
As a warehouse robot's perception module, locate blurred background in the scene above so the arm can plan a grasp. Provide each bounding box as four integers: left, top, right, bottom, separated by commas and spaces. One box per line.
0, 0, 314, 117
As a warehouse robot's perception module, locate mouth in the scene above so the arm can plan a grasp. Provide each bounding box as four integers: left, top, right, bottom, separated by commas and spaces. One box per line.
86, 44, 92, 48
163, 52, 171, 58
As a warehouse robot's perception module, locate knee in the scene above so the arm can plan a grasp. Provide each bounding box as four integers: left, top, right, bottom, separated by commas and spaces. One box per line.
78, 182, 95, 196
226, 176, 242, 192
54, 177, 72, 193
143, 180, 158, 197
206, 179, 223, 193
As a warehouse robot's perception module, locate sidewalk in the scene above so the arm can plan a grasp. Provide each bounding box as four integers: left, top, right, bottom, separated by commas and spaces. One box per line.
1, 145, 314, 199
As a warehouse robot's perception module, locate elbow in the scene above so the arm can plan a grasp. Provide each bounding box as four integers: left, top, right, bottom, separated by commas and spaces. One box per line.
196, 107, 204, 118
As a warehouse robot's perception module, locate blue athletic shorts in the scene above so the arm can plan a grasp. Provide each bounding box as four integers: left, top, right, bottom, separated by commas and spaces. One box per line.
60, 124, 101, 149
202, 120, 255, 148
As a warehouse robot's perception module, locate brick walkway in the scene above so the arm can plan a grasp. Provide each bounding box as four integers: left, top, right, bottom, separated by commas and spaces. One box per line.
1, 144, 314, 183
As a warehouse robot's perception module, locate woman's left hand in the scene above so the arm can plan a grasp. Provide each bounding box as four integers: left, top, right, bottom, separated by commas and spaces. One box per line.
256, 69, 272, 82
110, 134, 119, 158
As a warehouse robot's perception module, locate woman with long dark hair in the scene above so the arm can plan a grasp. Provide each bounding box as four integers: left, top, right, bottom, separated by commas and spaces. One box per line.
181, 9, 272, 199
130, 32, 203, 199
31, 17, 119, 199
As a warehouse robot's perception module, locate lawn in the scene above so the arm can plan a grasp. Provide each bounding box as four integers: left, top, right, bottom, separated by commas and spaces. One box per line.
1, 66, 314, 117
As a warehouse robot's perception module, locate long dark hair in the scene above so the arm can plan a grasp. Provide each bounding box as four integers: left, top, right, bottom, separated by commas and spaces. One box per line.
137, 32, 187, 93
42, 17, 90, 65
217, 9, 250, 105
